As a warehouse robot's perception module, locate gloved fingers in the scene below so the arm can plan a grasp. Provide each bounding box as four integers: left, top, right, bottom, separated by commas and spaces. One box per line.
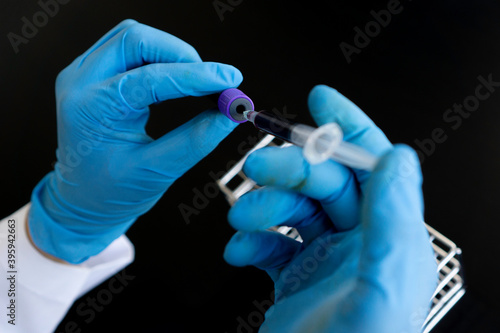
359, 145, 436, 277
224, 230, 302, 274
243, 146, 360, 231
307, 85, 393, 184
138, 109, 238, 180
228, 187, 332, 246
80, 20, 202, 78
113, 62, 242, 111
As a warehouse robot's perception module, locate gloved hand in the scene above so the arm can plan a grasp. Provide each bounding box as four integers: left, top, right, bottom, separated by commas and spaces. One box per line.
224, 85, 438, 333
28, 19, 243, 264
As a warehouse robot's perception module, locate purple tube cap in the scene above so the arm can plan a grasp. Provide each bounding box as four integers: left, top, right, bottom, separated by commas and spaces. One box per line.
218, 88, 254, 123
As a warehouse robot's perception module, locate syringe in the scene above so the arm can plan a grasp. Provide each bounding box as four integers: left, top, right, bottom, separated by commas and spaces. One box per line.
243, 110, 378, 170
215, 89, 379, 170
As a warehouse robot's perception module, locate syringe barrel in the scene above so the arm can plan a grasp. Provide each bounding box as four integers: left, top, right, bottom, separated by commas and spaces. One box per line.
289, 124, 315, 146
252, 111, 297, 142
250, 111, 378, 170
251, 111, 316, 147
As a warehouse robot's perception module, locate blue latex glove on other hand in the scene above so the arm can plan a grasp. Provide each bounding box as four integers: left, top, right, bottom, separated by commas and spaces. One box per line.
224, 85, 438, 333
28, 20, 243, 263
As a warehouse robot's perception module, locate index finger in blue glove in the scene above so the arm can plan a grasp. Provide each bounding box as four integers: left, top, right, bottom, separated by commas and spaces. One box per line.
308, 85, 392, 156
228, 186, 332, 241
244, 146, 359, 231
224, 231, 302, 273
78, 20, 202, 78
111, 62, 243, 112
136, 109, 239, 180
228, 187, 332, 247
308, 85, 393, 185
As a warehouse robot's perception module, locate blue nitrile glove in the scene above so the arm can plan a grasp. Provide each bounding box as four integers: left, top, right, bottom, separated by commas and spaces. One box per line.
28, 20, 243, 264
224, 85, 438, 333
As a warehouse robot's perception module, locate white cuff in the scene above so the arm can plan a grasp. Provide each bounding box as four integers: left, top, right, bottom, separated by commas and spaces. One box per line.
0, 204, 135, 333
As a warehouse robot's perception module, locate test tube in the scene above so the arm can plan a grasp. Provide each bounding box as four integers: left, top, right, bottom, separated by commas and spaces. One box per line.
215, 89, 378, 170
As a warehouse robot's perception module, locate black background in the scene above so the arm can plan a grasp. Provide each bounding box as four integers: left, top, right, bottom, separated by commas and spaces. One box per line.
1, 0, 500, 332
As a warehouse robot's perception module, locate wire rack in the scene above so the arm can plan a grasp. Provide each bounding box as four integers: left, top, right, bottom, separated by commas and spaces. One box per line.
216, 134, 465, 333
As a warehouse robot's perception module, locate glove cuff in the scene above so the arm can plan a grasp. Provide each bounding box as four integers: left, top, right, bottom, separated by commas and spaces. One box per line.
28, 173, 131, 264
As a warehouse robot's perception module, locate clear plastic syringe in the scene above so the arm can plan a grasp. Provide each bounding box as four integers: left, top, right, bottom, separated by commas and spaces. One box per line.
243, 110, 379, 171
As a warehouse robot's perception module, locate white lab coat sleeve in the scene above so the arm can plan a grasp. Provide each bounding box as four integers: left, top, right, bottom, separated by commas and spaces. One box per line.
0, 204, 135, 333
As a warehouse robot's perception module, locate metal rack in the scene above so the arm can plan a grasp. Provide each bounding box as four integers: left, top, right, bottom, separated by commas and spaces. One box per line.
216, 134, 465, 332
